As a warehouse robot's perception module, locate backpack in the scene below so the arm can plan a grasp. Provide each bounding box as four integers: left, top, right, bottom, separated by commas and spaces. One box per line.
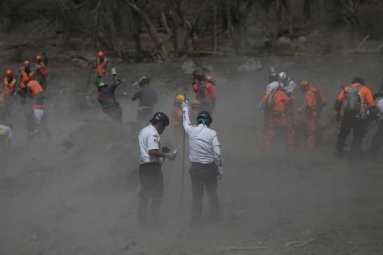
343, 85, 362, 113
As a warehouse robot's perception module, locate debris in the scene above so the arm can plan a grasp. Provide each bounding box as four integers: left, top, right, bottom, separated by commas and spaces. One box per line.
286, 229, 361, 248
237, 57, 262, 72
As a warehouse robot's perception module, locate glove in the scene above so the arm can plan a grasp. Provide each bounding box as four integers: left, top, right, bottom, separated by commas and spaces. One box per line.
165, 152, 177, 161
336, 112, 341, 123
181, 100, 189, 109
217, 166, 224, 179
161, 147, 171, 153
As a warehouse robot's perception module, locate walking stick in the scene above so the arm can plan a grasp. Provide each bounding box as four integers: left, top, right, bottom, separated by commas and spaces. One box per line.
179, 93, 187, 211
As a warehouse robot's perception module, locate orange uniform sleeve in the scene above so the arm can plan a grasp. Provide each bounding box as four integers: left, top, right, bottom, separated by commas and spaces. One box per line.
337, 87, 347, 102
205, 83, 216, 101
282, 91, 290, 104
192, 83, 198, 93
262, 93, 270, 103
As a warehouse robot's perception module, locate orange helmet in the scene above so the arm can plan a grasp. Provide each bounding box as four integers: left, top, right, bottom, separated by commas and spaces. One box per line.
36, 55, 42, 61
299, 80, 309, 90
5, 69, 12, 76
97, 51, 104, 58
24, 60, 30, 67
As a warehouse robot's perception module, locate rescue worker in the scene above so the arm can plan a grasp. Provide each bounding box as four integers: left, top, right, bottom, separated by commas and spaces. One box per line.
192, 69, 216, 113
279, 72, 297, 148
3, 69, 16, 116
137, 112, 177, 225
95, 71, 122, 123
96, 51, 107, 83
25, 79, 50, 141
299, 80, 327, 149
334, 77, 375, 155
259, 73, 281, 132
132, 76, 157, 127
18, 61, 35, 104
264, 85, 290, 152
181, 101, 223, 227
369, 92, 383, 157
170, 94, 186, 147
35, 53, 48, 91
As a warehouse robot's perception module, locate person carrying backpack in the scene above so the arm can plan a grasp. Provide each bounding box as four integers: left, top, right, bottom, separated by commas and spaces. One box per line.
299, 80, 327, 149
264, 86, 290, 152
334, 77, 375, 155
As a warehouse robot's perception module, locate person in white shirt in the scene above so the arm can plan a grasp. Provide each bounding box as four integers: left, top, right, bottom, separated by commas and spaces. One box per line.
137, 112, 177, 225
182, 102, 223, 226
369, 92, 383, 156
0, 124, 12, 149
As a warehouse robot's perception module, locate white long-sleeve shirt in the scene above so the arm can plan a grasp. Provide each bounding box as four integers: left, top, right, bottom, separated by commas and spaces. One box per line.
182, 105, 222, 167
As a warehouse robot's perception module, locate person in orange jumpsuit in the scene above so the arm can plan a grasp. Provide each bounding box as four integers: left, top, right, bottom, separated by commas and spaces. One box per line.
18, 61, 35, 104
299, 80, 327, 149
96, 51, 107, 83
264, 86, 290, 152
35, 53, 48, 91
192, 69, 216, 114
334, 77, 375, 155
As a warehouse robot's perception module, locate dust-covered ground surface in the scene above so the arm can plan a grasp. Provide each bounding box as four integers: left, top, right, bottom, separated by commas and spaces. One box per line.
1, 53, 383, 255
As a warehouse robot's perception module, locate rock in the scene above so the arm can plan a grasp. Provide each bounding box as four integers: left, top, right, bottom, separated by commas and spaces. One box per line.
181, 60, 196, 74
237, 58, 262, 72
275, 36, 297, 50
297, 36, 307, 43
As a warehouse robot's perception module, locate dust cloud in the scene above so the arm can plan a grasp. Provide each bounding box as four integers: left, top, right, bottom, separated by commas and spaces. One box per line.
0, 54, 383, 255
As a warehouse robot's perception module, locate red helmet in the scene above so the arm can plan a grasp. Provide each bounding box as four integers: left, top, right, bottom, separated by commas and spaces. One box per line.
24, 60, 30, 67
36, 55, 42, 61
138, 76, 152, 85
5, 69, 12, 76
206, 74, 215, 84
97, 51, 104, 58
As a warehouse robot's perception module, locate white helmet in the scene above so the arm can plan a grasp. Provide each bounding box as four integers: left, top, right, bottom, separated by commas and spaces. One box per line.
278, 72, 287, 82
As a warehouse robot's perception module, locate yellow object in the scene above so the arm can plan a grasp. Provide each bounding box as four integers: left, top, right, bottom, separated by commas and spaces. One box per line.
175, 94, 185, 103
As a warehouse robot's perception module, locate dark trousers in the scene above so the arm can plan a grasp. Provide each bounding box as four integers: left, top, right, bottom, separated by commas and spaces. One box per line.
369, 119, 383, 156
336, 115, 368, 153
189, 162, 219, 224
137, 108, 153, 127
103, 105, 122, 123
137, 163, 163, 224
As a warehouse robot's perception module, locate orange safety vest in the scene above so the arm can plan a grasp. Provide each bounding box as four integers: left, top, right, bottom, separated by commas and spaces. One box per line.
27, 80, 43, 96
20, 71, 35, 88
96, 57, 107, 75
3, 78, 16, 95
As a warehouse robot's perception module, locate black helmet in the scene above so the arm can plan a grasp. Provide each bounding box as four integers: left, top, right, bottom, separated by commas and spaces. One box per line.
352, 77, 365, 85
150, 112, 170, 127
196, 111, 212, 126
